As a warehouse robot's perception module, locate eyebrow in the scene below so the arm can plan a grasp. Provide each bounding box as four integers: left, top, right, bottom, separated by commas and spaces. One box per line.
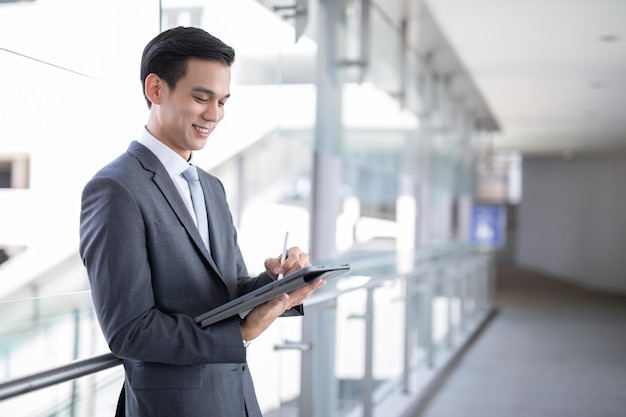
192, 86, 230, 99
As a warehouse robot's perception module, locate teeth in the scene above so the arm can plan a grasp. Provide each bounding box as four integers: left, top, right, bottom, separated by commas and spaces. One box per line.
194, 125, 210, 134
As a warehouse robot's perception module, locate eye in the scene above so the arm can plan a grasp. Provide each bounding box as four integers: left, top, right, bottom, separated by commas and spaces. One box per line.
193, 96, 208, 103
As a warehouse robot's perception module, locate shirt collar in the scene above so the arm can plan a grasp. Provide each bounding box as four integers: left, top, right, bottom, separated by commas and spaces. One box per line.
138, 127, 193, 176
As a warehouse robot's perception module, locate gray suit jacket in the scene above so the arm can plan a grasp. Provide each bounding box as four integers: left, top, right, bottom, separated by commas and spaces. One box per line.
80, 141, 298, 416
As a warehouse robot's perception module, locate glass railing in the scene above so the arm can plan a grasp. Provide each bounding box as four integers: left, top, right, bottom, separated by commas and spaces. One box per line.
250, 243, 495, 417
0, 291, 107, 368
0, 290, 124, 416
0, 243, 495, 417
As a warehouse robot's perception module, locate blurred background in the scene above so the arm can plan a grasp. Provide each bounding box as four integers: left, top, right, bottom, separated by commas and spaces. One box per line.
1, 0, 625, 416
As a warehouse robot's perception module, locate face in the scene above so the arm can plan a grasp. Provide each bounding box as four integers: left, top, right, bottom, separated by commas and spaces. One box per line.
145, 58, 231, 160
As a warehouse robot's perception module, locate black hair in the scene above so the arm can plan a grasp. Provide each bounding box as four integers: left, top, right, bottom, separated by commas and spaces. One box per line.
140, 26, 235, 108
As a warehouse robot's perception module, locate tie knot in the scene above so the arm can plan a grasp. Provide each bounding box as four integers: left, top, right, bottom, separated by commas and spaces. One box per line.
182, 165, 199, 182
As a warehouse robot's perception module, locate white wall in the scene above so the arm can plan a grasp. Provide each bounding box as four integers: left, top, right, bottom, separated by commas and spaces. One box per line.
0, 0, 157, 298
516, 154, 626, 293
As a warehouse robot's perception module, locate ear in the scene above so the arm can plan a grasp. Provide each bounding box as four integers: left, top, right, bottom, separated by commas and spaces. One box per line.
145, 73, 164, 105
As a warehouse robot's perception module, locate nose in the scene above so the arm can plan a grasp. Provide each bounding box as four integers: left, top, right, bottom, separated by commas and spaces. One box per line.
202, 102, 221, 122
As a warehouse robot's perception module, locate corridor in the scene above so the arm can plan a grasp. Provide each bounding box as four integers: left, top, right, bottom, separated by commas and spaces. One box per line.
416, 263, 626, 417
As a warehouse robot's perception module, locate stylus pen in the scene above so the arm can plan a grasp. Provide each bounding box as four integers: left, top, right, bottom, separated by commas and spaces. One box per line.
277, 231, 289, 280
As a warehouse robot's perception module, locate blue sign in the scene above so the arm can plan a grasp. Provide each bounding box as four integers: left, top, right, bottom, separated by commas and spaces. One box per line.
470, 205, 505, 247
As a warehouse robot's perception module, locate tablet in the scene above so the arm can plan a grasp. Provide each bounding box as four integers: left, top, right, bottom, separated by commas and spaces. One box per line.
195, 263, 350, 328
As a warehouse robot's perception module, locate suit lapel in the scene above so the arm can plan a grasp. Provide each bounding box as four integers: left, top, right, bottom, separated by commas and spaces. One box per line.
200, 176, 227, 279
129, 142, 224, 281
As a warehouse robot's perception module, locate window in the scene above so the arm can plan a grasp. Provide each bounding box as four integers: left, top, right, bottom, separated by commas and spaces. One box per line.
0, 155, 29, 189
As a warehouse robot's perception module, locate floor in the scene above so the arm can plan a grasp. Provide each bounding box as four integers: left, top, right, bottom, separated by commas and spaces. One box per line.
415, 263, 626, 417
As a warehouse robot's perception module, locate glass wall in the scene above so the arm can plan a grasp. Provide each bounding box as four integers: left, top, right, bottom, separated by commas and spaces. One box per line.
0, 0, 486, 282
0, 1, 496, 416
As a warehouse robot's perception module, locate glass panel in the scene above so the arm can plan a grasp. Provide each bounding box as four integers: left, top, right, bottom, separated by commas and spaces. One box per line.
0, 366, 124, 417
211, 135, 314, 273
0, 293, 108, 380
342, 83, 419, 178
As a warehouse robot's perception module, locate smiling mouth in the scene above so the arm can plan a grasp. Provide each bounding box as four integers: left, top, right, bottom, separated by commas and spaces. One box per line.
193, 125, 210, 134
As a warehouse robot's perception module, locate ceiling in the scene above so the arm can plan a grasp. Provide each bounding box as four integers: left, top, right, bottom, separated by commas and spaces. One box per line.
423, 0, 626, 156
259, 0, 626, 157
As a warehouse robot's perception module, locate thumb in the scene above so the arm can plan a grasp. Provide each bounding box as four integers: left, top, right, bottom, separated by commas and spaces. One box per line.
264, 257, 281, 276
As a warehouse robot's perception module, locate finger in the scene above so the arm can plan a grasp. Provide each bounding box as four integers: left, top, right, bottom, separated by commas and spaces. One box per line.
282, 247, 310, 275
264, 257, 281, 278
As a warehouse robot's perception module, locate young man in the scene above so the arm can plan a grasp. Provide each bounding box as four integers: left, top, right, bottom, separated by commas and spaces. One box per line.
79, 26, 324, 417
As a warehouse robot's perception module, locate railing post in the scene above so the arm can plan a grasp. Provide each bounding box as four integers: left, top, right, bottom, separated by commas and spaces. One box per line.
403, 274, 419, 394
299, 302, 337, 417
419, 271, 434, 368
459, 257, 468, 332
445, 265, 454, 349
362, 286, 375, 417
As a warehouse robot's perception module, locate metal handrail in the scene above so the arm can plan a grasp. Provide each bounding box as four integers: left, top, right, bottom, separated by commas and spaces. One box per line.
0, 352, 122, 401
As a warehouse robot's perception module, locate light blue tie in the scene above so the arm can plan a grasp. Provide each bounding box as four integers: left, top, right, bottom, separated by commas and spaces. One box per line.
182, 165, 210, 252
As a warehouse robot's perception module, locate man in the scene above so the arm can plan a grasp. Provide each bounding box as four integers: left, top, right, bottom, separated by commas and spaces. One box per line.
79, 26, 324, 417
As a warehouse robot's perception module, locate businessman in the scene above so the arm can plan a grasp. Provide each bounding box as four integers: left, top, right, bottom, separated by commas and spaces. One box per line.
79, 26, 324, 417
